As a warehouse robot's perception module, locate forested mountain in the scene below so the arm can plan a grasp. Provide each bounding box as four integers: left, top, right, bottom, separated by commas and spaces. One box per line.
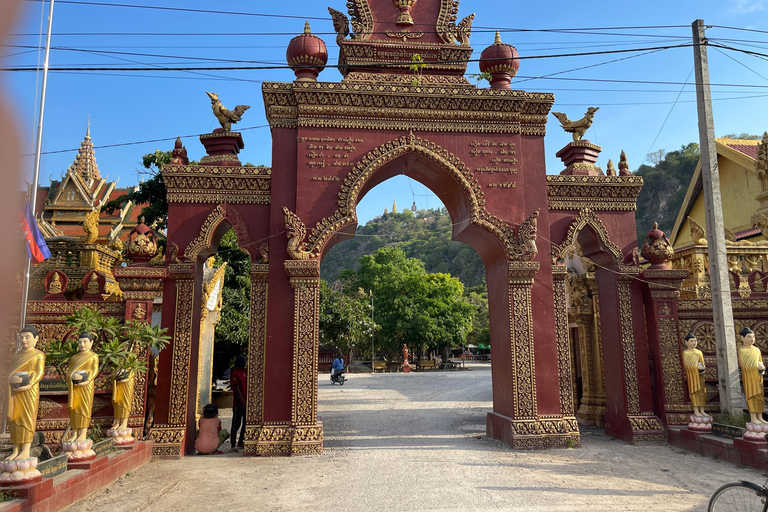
320, 208, 485, 288
633, 143, 700, 245
322, 144, 702, 285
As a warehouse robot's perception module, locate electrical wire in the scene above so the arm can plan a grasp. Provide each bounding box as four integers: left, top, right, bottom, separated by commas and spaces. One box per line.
641, 67, 694, 165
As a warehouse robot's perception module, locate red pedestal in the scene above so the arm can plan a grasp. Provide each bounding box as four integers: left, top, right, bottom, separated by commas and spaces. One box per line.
556, 141, 602, 175
199, 130, 244, 166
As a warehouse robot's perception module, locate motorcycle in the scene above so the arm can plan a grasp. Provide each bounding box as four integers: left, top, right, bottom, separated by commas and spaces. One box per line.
330, 369, 346, 385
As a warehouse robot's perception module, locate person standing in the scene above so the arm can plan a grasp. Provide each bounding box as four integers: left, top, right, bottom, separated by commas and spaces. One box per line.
229, 355, 247, 451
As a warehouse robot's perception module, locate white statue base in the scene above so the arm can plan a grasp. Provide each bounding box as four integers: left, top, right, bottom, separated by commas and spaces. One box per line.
744, 422, 768, 440
688, 415, 713, 431
0, 457, 41, 485
107, 428, 135, 446
62, 439, 96, 461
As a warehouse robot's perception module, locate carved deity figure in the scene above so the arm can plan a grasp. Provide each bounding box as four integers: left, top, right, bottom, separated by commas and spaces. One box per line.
170, 136, 189, 165
6, 326, 45, 460
86, 273, 100, 295
738, 327, 767, 424
403, 344, 409, 363
48, 272, 62, 294
682, 333, 707, 417
65, 332, 99, 442
133, 303, 146, 321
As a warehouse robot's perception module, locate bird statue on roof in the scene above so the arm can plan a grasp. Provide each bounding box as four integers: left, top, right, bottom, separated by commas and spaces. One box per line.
551, 107, 599, 142
205, 92, 250, 132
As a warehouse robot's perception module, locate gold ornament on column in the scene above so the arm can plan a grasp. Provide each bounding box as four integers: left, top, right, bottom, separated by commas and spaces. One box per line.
393, 0, 417, 26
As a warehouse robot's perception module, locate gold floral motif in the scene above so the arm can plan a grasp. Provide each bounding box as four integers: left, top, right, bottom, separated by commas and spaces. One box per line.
552, 266, 575, 416
618, 279, 641, 415
658, 318, 686, 405
183, 204, 252, 260
163, 164, 271, 205
508, 262, 539, 419
291, 284, 320, 425
170, 279, 194, 425
245, 267, 268, 430
546, 175, 643, 211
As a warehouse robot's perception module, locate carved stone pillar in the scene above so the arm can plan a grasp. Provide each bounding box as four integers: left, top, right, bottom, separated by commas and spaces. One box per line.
487, 262, 580, 447
284, 260, 323, 454
552, 265, 575, 417
150, 262, 197, 457
643, 268, 690, 426
243, 263, 269, 455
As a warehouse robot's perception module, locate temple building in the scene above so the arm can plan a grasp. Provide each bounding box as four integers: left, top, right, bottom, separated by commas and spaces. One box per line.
34, 125, 149, 244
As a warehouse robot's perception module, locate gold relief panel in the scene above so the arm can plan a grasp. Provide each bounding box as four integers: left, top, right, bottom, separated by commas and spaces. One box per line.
508, 264, 538, 419
170, 280, 194, 425
546, 175, 643, 211
551, 208, 623, 265
292, 285, 320, 426
245, 277, 268, 425
618, 279, 641, 415
148, 425, 186, 444
552, 266, 575, 416
658, 317, 686, 404
152, 445, 183, 457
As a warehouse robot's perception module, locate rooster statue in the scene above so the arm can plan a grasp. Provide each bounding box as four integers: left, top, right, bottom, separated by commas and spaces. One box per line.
205, 91, 250, 132
551, 107, 599, 142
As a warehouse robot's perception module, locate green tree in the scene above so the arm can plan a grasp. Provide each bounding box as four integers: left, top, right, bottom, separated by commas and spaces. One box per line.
355, 247, 474, 359
102, 149, 173, 231
319, 280, 377, 356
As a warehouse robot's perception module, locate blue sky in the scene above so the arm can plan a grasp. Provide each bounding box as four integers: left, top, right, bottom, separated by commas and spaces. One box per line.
3, 0, 768, 224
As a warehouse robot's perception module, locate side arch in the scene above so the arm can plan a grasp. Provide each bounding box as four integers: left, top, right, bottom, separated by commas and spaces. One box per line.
183, 203, 255, 260
551, 208, 623, 265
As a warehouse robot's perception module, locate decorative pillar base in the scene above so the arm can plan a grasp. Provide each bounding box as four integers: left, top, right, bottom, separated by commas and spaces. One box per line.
61, 439, 96, 461
199, 131, 244, 166
243, 422, 323, 456
107, 428, 136, 446
627, 415, 667, 444
486, 412, 580, 449
556, 141, 602, 175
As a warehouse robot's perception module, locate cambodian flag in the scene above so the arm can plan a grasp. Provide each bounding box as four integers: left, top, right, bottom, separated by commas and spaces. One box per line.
22, 201, 51, 263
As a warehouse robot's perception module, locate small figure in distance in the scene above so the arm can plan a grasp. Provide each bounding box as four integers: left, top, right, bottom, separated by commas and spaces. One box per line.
331, 353, 344, 383
738, 327, 768, 425
229, 355, 247, 452
195, 404, 229, 455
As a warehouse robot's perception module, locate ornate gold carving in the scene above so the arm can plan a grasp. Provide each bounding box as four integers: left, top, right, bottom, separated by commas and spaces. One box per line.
618, 279, 641, 415
346, 0, 374, 40
551, 208, 624, 264
503, 418, 580, 448
659, 318, 686, 405
80, 207, 100, 243
283, 207, 319, 260
553, 266, 575, 416
546, 175, 643, 211
508, 262, 539, 419
163, 164, 271, 205
552, 107, 599, 142
245, 267, 268, 430
183, 204, 251, 260
385, 30, 424, 41
288, 264, 320, 426
628, 416, 666, 432
170, 279, 194, 424
688, 216, 708, 245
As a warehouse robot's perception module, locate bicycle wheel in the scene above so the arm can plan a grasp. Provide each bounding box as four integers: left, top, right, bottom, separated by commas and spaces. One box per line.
708, 481, 768, 512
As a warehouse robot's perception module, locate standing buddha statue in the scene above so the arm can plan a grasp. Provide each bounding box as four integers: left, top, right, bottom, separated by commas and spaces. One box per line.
682, 333, 711, 431
63, 332, 99, 460
1, 326, 45, 484
738, 327, 768, 438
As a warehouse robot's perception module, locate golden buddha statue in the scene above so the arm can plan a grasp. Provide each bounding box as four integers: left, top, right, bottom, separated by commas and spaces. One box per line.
132, 303, 146, 321
109, 370, 135, 445
682, 333, 707, 417
738, 327, 767, 425
48, 272, 62, 295
6, 326, 45, 460
86, 273, 100, 295
65, 332, 99, 443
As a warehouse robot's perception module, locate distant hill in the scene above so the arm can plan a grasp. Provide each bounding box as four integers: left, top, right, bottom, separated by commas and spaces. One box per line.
322, 145, 700, 285
320, 208, 485, 288
633, 143, 700, 246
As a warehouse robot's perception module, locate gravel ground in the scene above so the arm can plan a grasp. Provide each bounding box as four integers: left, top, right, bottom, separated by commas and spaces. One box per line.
64, 362, 764, 511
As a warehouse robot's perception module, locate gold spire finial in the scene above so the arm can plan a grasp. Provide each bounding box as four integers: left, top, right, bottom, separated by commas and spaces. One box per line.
86, 114, 91, 138
304, 21, 311, 35
494, 31, 502, 45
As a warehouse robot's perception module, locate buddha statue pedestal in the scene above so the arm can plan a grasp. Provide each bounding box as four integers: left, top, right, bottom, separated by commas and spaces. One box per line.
687, 414, 713, 432
744, 422, 768, 441
61, 439, 96, 461
0, 458, 42, 485
107, 428, 135, 447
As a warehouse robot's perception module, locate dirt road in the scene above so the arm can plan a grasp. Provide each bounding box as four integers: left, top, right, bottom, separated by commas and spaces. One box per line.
66, 363, 763, 511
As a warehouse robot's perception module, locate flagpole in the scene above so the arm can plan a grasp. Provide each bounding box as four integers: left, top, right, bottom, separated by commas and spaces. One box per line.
19, 0, 55, 330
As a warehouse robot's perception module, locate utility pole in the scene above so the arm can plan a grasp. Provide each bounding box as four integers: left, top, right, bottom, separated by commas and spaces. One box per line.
692, 19, 742, 416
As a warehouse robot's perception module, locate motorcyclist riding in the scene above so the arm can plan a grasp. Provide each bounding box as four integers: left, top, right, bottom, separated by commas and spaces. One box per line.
331, 354, 345, 383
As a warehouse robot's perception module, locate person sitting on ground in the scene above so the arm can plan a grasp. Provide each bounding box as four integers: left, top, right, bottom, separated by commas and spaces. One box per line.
195, 404, 229, 455
331, 354, 344, 382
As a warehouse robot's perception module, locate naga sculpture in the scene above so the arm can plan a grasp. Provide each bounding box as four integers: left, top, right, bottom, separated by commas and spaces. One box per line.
206, 91, 250, 132
80, 207, 100, 244
328, 7, 350, 45
283, 206, 318, 260
551, 107, 599, 142
508, 210, 539, 262
688, 216, 708, 245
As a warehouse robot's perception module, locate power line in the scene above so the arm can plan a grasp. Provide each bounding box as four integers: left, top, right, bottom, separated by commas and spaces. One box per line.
712, 46, 768, 83
641, 67, 693, 164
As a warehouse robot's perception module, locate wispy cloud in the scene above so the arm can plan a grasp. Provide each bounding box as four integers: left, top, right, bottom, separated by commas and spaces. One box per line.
729, 0, 768, 13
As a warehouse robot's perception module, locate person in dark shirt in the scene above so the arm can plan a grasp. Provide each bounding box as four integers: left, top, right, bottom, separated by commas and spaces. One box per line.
331, 354, 344, 382
229, 355, 247, 451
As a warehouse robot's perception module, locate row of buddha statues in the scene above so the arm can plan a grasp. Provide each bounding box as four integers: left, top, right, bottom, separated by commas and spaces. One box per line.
684, 327, 768, 439
2, 326, 135, 484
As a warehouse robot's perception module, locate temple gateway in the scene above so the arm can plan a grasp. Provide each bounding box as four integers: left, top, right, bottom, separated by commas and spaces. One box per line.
17, 0, 768, 462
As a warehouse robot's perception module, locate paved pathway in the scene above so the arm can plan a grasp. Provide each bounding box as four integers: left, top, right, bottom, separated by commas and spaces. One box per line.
66, 363, 762, 511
